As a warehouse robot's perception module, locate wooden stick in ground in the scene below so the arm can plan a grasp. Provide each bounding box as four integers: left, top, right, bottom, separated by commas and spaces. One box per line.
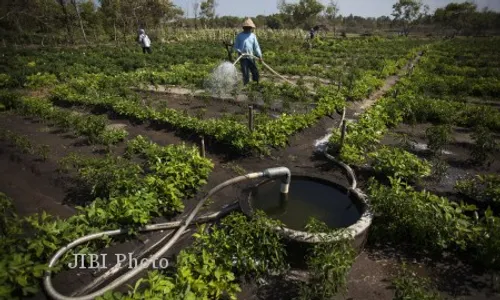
200, 136, 206, 157
248, 105, 254, 132
338, 106, 346, 128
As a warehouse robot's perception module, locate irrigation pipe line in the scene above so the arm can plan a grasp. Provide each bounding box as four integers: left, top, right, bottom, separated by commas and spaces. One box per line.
44, 167, 291, 300
324, 106, 357, 191
71, 203, 239, 297
234, 54, 297, 86
323, 144, 357, 191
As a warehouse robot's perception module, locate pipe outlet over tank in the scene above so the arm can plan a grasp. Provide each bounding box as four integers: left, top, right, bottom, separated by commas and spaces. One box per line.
263, 167, 291, 194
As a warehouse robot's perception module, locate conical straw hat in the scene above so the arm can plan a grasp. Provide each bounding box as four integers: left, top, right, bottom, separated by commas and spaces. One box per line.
242, 18, 256, 28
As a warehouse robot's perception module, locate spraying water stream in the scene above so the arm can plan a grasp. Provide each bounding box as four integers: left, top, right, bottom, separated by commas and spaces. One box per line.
205, 61, 240, 97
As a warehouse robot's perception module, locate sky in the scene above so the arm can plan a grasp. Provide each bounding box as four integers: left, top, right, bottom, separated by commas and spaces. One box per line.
174, 0, 500, 18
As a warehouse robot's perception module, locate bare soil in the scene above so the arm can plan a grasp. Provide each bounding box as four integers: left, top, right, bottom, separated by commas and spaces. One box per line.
138, 85, 316, 115
380, 123, 500, 205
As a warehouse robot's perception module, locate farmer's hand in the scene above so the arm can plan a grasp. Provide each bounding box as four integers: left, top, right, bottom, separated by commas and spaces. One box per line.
258, 57, 263, 62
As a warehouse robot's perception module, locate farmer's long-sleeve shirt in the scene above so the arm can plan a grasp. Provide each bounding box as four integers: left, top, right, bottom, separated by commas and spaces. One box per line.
234, 32, 262, 58
138, 34, 151, 47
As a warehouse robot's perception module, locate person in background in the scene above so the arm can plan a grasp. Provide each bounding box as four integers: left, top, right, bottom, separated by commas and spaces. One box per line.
233, 18, 262, 85
138, 29, 152, 54
309, 25, 320, 39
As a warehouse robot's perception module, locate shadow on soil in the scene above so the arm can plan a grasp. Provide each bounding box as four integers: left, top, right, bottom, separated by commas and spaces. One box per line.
253, 276, 302, 300
57, 176, 95, 207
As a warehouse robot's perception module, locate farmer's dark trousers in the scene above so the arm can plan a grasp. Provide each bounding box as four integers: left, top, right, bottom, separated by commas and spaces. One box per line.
142, 47, 152, 54
240, 58, 259, 85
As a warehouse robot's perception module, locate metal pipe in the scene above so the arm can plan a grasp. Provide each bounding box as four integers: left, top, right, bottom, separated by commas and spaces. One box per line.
72, 202, 239, 296
263, 167, 291, 194
44, 168, 291, 300
340, 120, 347, 150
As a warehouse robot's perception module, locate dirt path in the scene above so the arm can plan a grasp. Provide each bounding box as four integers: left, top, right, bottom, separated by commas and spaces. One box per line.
347, 52, 423, 118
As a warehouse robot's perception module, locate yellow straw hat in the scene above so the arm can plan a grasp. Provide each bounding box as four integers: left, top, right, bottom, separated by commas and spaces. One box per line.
242, 18, 256, 28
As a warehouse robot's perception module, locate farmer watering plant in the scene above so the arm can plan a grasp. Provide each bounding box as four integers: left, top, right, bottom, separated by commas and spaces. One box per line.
234, 18, 263, 85
137, 29, 152, 54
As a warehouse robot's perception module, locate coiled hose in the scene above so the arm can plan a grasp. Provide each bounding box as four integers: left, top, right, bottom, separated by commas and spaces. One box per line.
44, 167, 291, 300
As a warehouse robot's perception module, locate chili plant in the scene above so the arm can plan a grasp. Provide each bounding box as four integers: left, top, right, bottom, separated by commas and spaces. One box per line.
299, 218, 356, 300
392, 264, 442, 300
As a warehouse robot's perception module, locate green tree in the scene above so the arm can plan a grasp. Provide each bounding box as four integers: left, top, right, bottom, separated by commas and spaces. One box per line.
266, 14, 285, 29
79, 0, 103, 41
200, 0, 216, 27
0, 0, 61, 41
391, 0, 429, 36
99, 0, 182, 41
70, 0, 88, 44
56, 0, 75, 43
193, 1, 200, 29
279, 0, 325, 29
434, 2, 477, 37
470, 8, 496, 36
325, 0, 340, 36
99, 0, 127, 41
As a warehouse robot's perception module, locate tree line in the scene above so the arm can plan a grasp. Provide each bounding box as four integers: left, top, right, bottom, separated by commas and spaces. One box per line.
1, 0, 500, 45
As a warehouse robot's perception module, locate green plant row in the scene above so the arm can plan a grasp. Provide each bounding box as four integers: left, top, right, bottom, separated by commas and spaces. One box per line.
326, 45, 430, 167
0, 37, 430, 89
367, 177, 500, 271
264, 37, 430, 78
392, 264, 442, 300
0, 42, 225, 88
409, 38, 500, 98
96, 212, 284, 300
326, 40, 500, 273
368, 146, 432, 183
2, 190, 356, 300
51, 84, 346, 154
327, 92, 432, 184
368, 177, 478, 254
328, 69, 500, 175
455, 174, 500, 212
0, 128, 50, 161
0, 136, 213, 298
0, 92, 128, 147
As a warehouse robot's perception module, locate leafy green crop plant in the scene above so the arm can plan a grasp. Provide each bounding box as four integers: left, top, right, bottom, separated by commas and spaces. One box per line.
99, 212, 287, 300
0, 94, 127, 146
368, 177, 477, 254
368, 146, 431, 182
455, 174, 500, 211
392, 264, 442, 300
425, 124, 453, 157
0, 137, 213, 298
470, 125, 498, 166
299, 218, 356, 300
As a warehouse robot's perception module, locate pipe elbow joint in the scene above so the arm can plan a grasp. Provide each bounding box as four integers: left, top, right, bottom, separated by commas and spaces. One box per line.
263, 167, 291, 194
263, 167, 291, 181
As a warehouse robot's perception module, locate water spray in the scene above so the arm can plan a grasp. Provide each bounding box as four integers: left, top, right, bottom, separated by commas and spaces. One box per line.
205, 53, 296, 97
